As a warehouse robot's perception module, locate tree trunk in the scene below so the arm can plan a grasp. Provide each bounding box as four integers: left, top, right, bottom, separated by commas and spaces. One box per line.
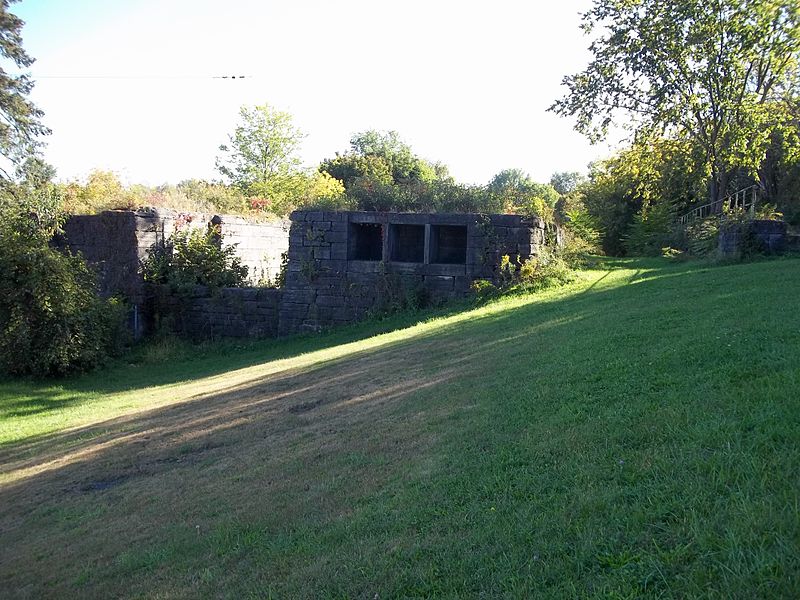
709, 167, 730, 214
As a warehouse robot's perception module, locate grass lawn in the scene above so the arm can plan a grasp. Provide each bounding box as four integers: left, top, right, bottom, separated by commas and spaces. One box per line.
1, 256, 799, 598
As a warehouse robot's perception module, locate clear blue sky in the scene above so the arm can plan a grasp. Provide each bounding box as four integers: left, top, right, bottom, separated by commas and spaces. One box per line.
15, 0, 617, 186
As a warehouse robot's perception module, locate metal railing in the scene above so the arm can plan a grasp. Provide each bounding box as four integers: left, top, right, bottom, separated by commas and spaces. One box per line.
677, 184, 760, 225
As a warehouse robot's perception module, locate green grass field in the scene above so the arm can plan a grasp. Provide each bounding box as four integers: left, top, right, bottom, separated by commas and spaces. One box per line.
1, 257, 799, 598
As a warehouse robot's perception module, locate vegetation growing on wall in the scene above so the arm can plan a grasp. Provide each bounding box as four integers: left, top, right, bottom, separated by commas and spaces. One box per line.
141, 225, 249, 290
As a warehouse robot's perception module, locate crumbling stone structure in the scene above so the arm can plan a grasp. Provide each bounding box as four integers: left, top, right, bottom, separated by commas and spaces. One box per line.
60, 208, 554, 339
277, 210, 550, 334
57, 208, 290, 335
718, 219, 787, 258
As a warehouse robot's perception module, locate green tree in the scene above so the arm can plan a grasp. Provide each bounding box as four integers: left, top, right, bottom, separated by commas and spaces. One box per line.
549, 171, 586, 196
488, 169, 560, 218
581, 136, 705, 254
0, 0, 49, 179
216, 104, 305, 195
320, 130, 438, 189
0, 1, 128, 376
0, 186, 127, 376
551, 0, 800, 204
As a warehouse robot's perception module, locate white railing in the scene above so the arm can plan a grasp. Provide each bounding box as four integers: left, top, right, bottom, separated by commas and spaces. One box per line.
678, 185, 760, 225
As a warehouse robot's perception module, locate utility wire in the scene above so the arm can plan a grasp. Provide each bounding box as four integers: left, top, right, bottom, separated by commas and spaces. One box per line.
29, 74, 251, 80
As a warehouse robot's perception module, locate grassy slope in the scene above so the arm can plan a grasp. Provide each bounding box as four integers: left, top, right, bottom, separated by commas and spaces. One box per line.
1, 257, 799, 598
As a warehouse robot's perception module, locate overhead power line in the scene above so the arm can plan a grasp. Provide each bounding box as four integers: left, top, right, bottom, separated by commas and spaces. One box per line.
30, 74, 251, 80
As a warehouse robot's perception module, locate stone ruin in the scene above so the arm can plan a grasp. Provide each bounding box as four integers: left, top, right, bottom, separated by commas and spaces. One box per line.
56, 208, 289, 335
278, 210, 550, 335
58, 208, 555, 339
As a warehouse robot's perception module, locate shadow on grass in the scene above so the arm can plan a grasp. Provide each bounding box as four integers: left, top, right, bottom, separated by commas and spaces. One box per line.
0, 297, 483, 422
0, 256, 798, 597
0, 255, 774, 476
0, 255, 757, 452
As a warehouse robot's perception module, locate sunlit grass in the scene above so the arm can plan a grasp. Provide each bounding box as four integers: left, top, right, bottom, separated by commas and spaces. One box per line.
1, 256, 799, 598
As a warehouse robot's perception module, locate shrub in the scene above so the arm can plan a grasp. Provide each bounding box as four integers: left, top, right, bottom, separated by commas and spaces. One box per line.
0, 189, 128, 376
471, 279, 501, 304
685, 216, 720, 257
141, 225, 248, 290
513, 247, 575, 293
624, 202, 675, 256
477, 244, 577, 304
564, 209, 601, 249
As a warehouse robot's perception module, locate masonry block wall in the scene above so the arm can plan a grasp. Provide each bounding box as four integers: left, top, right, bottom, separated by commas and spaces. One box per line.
718, 219, 787, 257
151, 286, 282, 340
60, 208, 553, 339
212, 215, 290, 285
58, 210, 149, 304
277, 210, 548, 334
58, 208, 290, 337
60, 209, 290, 292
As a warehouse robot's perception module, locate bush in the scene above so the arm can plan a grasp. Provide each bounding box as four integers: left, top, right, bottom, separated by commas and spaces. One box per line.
474, 243, 577, 305
624, 202, 675, 256
141, 225, 248, 290
0, 189, 128, 376
470, 279, 501, 304
563, 209, 601, 253
513, 247, 575, 293
685, 215, 720, 257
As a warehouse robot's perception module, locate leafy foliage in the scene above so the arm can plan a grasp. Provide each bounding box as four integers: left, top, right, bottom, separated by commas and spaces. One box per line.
321, 130, 437, 190
472, 238, 580, 304
249, 170, 346, 215
317, 129, 504, 214
0, 187, 127, 376
487, 169, 559, 220
624, 202, 676, 256
0, 0, 49, 177
141, 225, 248, 290
60, 170, 142, 213
214, 104, 347, 215
549, 171, 586, 195
581, 137, 705, 255
563, 208, 601, 252
216, 104, 304, 192
551, 0, 800, 203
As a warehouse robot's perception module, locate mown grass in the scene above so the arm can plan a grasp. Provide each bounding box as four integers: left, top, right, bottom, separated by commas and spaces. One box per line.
1, 257, 799, 598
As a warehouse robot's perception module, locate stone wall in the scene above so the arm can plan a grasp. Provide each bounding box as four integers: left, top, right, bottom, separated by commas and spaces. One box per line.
718, 219, 787, 258
61, 208, 556, 340
57, 208, 290, 336
151, 286, 282, 340
211, 214, 289, 285
278, 210, 550, 334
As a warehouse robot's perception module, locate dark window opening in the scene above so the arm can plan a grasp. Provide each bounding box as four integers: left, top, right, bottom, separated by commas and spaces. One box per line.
349, 223, 383, 261
431, 225, 467, 264
389, 224, 425, 263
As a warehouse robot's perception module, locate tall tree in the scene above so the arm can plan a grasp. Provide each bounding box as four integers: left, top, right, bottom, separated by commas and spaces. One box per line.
216, 104, 305, 194
549, 171, 586, 196
0, 0, 49, 179
550, 0, 800, 204
487, 168, 560, 219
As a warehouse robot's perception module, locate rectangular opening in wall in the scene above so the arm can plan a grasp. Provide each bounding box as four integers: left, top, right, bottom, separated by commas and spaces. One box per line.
389, 224, 425, 263
348, 222, 383, 261
431, 225, 467, 264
